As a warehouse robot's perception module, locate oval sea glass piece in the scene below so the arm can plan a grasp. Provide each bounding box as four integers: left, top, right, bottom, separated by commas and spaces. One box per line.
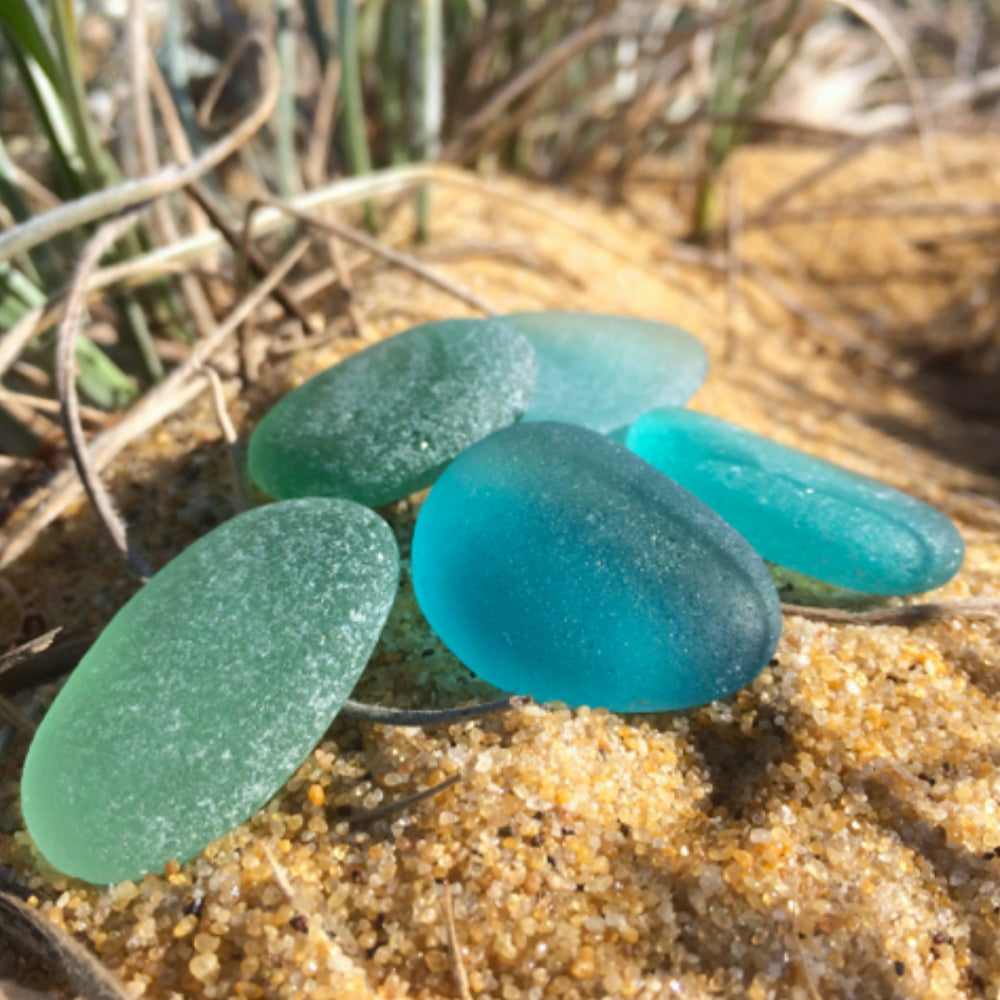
247, 318, 538, 507
21, 498, 400, 884
412, 422, 782, 712
626, 408, 965, 595
501, 311, 707, 436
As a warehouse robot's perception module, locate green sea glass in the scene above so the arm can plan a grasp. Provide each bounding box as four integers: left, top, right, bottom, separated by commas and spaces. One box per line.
412, 422, 782, 711
627, 408, 965, 595
501, 312, 708, 436
247, 318, 538, 507
21, 499, 399, 884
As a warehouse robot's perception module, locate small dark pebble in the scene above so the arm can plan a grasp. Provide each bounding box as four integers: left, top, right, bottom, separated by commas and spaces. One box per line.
529, 833, 544, 847
290, 915, 308, 932
350, 870, 364, 884
498, 825, 514, 839
183, 897, 204, 917
894, 960, 905, 977
620, 822, 632, 838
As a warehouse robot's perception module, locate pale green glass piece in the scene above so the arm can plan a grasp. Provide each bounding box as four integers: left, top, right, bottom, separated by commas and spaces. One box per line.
627, 408, 965, 595
21, 499, 399, 884
247, 318, 538, 507
501, 311, 708, 435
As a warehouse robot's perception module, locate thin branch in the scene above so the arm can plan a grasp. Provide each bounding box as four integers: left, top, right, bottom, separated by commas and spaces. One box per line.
342, 694, 530, 725
249, 194, 497, 314
338, 773, 460, 826
443, 884, 472, 1000
0, 892, 132, 1000
0, 307, 45, 382
196, 365, 249, 513
0, 240, 310, 572
304, 58, 342, 188
0, 629, 61, 679
828, 0, 939, 181
55, 209, 152, 580
185, 181, 315, 331
782, 598, 1000, 626
443, 10, 618, 161
0, 33, 280, 265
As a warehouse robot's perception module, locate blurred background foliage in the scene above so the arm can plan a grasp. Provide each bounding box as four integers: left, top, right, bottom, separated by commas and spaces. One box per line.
0, 0, 999, 459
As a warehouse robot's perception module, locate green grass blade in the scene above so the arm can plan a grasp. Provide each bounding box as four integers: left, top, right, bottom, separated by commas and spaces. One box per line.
337, 0, 381, 231
50, 0, 118, 188
0, 0, 61, 86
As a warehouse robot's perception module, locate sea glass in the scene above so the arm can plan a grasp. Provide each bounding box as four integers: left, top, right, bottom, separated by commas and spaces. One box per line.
248, 318, 538, 507
627, 408, 965, 595
501, 311, 708, 436
21, 498, 400, 884
412, 421, 782, 712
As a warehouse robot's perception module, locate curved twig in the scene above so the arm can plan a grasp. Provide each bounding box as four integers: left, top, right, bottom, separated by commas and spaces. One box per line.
782, 598, 1000, 626
341, 694, 531, 725
248, 193, 497, 314
0, 891, 132, 1000
55, 209, 152, 580
337, 773, 461, 826
0, 239, 310, 572
0, 33, 280, 266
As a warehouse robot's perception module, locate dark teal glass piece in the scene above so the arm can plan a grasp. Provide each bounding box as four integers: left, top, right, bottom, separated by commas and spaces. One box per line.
627, 408, 965, 595
412, 422, 782, 712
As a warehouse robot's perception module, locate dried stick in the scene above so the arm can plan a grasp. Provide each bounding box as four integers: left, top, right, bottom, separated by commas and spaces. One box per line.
342, 694, 531, 725
339, 773, 461, 826
129, 0, 216, 341
0, 630, 61, 680
144, 54, 210, 236
185, 181, 314, 331
196, 365, 249, 512
443, 884, 472, 1000
249, 194, 497, 314
0, 240, 310, 572
304, 57, 342, 188
0, 307, 45, 382
828, 0, 939, 180
443, 11, 617, 161
55, 209, 152, 580
0, 33, 280, 265
0, 388, 109, 428
0, 892, 132, 1000
782, 599, 1000, 626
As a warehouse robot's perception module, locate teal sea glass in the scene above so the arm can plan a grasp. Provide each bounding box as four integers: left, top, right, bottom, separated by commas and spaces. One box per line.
501, 311, 708, 436
247, 318, 538, 507
627, 408, 965, 595
21, 499, 400, 884
412, 422, 782, 712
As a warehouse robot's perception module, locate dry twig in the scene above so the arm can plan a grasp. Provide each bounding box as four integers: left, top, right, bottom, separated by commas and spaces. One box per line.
196, 365, 249, 512
250, 194, 498, 314
342, 694, 531, 725
0, 240, 310, 572
0, 33, 280, 265
783, 599, 1000, 626
55, 209, 152, 580
443, 883, 472, 1000
339, 773, 461, 826
0, 892, 131, 1000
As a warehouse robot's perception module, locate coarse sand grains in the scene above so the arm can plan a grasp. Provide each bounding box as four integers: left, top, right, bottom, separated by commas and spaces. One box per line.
2, 141, 1000, 999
